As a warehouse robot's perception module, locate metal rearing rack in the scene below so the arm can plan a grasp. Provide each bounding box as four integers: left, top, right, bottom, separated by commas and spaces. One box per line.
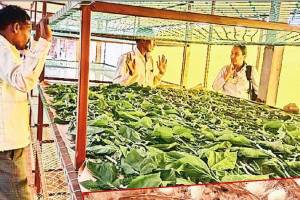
50, 1, 300, 46
33, 1, 300, 199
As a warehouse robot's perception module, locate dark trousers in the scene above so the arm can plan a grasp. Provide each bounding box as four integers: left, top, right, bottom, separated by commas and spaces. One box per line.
0, 148, 32, 200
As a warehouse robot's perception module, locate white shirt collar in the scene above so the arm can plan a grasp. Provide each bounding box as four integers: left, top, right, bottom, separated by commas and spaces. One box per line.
238, 63, 247, 72
133, 47, 151, 62
0, 34, 20, 57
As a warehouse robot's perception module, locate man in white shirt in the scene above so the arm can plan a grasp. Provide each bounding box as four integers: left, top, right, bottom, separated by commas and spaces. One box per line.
0, 5, 52, 200
113, 28, 167, 87
212, 45, 259, 100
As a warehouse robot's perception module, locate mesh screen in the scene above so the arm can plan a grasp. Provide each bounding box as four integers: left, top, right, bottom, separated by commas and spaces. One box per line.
50, 1, 300, 45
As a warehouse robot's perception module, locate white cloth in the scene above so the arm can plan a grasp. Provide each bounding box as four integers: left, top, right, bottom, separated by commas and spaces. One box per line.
0, 35, 51, 151
212, 64, 259, 100
113, 47, 161, 87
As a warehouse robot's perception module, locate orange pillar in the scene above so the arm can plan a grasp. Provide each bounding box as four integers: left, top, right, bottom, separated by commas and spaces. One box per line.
75, 5, 91, 170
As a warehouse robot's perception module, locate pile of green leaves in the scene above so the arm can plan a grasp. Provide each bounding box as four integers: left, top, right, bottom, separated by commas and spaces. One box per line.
45, 83, 300, 190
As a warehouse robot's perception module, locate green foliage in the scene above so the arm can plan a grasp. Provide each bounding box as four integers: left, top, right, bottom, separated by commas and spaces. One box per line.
89, 114, 113, 127
207, 151, 237, 171
221, 174, 269, 182
237, 147, 270, 158
45, 83, 300, 191
127, 173, 162, 188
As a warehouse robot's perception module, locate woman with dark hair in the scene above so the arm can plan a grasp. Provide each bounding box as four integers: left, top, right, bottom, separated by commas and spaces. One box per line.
212, 45, 259, 100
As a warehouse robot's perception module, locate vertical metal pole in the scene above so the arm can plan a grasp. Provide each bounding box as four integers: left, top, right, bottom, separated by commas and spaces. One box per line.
33, 1, 39, 192
35, 1, 47, 194
37, 96, 43, 142
31, 1, 37, 98
37, 1, 47, 143
95, 42, 102, 63
29, 107, 32, 127
34, 151, 41, 194
180, 1, 192, 88
203, 0, 216, 88
34, 139, 42, 194
255, 29, 264, 70
266, 0, 281, 43
180, 45, 190, 88
75, 5, 91, 170
39, 1, 47, 82
103, 20, 108, 61
42, 1, 47, 17
30, 2, 34, 19
34, 1, 37, 26
35, 96, 42, 193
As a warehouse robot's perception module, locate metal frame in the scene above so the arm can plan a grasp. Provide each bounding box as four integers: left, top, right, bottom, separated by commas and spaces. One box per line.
35, 1, 47, 194
179, 2, 192, 88
203, 0, 216, 88
38, 85, 83, 200
75, 5, 91, 170
91, 1, 300, 32
51, 31, 300, 46
39, 1, 300, 199
31, 128, 47, 197
44, 76, 112, 84
49, 1, 300, 45
71, 0, 300, 170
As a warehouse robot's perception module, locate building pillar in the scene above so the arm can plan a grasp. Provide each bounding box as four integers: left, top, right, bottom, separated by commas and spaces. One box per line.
258, 46, 284, 106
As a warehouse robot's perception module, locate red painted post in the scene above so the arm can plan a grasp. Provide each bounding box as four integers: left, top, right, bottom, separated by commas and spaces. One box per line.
37, 1, 47, 142
42, 1, 47, 17
34, 151, 41, 194
39, 1, 47, 82
37, 95, 43, 142
75, 5, 91, 170
35, 1, 48, 194
34, 1, 37, 25
30, 2, 34, 19
31, 1, 38, 98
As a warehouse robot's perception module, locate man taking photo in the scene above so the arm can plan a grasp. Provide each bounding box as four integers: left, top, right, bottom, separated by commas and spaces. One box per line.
0, 5, 52, 200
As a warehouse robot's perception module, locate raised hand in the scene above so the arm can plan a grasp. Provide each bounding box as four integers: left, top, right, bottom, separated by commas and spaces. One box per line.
34, 23, 41, 41
39, 17, 52, 42
157, 54, 167, 75
126, 53, 137, 76
224, 64, 235, 81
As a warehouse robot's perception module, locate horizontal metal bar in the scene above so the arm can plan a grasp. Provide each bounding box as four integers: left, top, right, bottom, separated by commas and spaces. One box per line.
42, 140, 55, 144
51, 30, 300, 46
90, 1, 300, 32
45, 76, 113, 84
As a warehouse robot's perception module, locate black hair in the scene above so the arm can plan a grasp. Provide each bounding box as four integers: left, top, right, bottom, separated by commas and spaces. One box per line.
0, 5, 30, 30
135, 27, 155, 43
233, 44, 247, 56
